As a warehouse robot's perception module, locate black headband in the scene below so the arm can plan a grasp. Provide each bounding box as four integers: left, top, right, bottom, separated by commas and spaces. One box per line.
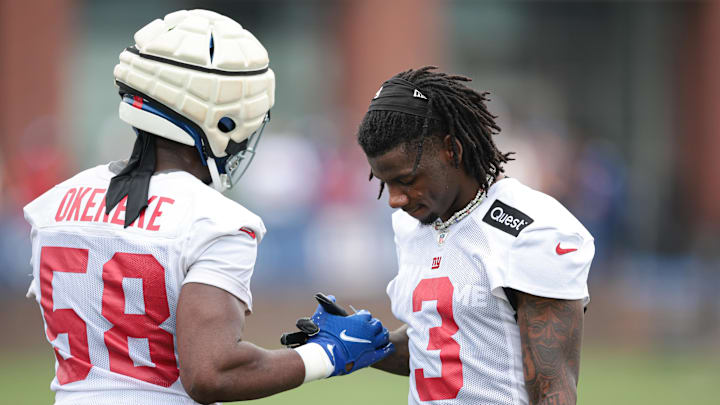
367, 78, 440, 119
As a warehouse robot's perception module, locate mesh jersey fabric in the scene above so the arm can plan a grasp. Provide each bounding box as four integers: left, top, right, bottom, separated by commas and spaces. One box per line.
387, 177, 594, 405
23, 162, 266, 405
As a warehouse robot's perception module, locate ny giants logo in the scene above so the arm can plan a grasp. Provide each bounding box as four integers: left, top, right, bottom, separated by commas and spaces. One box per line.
431, 257, 442, 270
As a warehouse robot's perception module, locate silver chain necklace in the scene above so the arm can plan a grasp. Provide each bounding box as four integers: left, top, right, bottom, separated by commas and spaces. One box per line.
433, 185, 488, 246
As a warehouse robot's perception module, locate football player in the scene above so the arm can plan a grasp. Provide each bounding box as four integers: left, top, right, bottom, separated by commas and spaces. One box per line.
24, 10, 392, 404
355, 67, 594, 405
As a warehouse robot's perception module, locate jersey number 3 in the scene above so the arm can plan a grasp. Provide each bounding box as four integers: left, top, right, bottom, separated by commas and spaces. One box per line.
40, 246, 179, 387
412, 277, 463, 401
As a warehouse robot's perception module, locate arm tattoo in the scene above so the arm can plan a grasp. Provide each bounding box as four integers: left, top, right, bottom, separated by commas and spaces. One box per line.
514, 290, 583, 405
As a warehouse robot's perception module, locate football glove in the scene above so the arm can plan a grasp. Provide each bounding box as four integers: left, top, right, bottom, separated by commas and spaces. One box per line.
286, 294, 394, 378
281, 293, 347, 347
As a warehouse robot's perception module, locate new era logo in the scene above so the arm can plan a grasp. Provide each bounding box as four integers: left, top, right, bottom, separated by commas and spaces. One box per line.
431, 256, 442, 269
413, 89, 427, 99
374, 86, 383, 99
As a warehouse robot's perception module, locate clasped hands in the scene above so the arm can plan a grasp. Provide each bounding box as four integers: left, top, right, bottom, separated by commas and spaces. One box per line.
282, 293, 395, 377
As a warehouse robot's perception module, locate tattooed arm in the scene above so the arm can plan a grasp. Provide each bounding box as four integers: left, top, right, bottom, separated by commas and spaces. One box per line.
511, 289, 584, 405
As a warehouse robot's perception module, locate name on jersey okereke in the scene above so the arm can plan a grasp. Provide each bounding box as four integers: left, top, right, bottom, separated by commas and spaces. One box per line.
53, 186, 174, 231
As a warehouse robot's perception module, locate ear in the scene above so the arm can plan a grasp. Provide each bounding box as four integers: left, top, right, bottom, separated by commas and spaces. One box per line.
442, 135, 463, 167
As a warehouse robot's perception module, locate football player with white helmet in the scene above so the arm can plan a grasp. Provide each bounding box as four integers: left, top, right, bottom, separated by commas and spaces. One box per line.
24, 10, 393, 404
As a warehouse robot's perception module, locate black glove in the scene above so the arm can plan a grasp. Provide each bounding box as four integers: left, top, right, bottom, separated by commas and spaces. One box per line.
280, 293, 349, 348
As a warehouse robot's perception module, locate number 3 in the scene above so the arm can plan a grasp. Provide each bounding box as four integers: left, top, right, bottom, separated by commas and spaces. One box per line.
412, 277, 463, 401
40, 246, 179, 387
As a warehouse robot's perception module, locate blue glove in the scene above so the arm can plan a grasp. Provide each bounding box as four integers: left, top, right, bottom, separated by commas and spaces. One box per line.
307, 297, 394, 376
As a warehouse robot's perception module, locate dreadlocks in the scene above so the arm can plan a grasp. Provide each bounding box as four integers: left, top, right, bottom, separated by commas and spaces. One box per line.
357, 66, 513, 198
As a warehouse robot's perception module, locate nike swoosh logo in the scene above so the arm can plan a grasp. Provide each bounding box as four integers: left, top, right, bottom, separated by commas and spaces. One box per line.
556, 243, 578, 255
239, 227, 256, 239
340, 330, 372, 344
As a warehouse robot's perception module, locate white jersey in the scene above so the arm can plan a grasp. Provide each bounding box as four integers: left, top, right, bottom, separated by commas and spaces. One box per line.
24, 162, 266, 405
387, 178, 594, 405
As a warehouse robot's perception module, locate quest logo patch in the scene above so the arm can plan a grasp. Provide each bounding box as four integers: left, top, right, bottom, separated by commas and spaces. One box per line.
482, 200, 534, 237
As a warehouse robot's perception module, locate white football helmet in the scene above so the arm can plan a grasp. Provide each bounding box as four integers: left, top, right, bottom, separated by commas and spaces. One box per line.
113, 9, 275, 192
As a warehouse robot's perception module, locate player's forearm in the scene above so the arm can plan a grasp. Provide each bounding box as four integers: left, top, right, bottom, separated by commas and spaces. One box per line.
526, 379, 577, 405
371, 324, 410, 376
181, 341, 305, 403
515, 290, 583, 405
177, 284, 310, 403
522, 339, 580, 405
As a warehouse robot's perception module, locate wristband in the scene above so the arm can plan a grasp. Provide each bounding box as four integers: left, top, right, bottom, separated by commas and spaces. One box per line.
293, 343, 334, 382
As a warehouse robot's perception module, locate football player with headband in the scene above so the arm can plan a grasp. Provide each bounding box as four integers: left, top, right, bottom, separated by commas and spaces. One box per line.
23, 9, 392, 405
355, 67, 594, 405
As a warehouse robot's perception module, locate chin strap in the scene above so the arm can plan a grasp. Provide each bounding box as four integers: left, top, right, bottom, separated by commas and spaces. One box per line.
106, 131, 157, 227
207, 157, 227, 193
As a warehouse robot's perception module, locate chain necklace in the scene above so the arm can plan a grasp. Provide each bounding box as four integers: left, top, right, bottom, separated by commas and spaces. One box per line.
433, 185, 488, 246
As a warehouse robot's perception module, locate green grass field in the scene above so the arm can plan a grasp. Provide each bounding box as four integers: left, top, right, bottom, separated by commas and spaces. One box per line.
2, 347, 718, 404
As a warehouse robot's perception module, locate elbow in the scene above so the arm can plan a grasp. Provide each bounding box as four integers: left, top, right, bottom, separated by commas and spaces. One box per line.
180, 368, 222, 405
180, 362, 264, 403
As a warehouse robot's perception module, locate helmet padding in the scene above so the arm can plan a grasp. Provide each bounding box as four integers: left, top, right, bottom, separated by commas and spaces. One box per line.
114, 9, 275, 160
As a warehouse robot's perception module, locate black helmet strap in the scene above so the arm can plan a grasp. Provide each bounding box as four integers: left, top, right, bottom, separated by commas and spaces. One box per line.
105, 130, 157, 228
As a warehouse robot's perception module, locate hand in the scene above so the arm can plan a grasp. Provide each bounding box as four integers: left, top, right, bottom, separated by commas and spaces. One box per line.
307, 296, 394, 376
280, 293, 347, 348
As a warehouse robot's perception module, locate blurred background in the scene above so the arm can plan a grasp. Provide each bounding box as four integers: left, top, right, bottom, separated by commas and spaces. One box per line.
1, 0, 719, 404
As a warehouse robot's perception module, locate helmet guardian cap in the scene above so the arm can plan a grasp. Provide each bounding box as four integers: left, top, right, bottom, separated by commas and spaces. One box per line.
113, 9, 275, 191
